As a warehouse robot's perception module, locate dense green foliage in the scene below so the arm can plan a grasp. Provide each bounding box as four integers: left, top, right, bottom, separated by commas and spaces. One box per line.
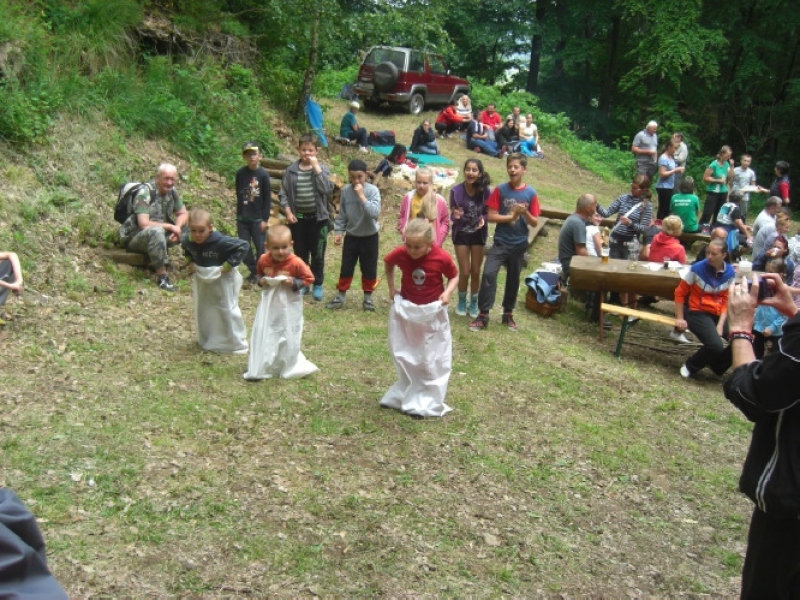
1, 0, 796, 199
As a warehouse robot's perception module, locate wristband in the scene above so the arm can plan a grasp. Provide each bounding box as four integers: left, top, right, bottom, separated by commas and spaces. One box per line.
728, 331, 754, 343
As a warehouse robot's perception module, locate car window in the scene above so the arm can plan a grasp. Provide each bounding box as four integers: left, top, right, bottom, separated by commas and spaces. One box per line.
408, 51, 424, 73
428, 55, 447, 75
365, 48, 407, 70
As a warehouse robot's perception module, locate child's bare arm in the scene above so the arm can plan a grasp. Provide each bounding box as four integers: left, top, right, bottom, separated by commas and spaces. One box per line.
439, 276, 459, 305
385, 262, 397, 299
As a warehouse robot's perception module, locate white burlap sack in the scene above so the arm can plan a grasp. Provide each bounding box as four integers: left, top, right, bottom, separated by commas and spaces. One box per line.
380, 295, 453, 417
243, 283, 318, 380
193, 266, 248, 354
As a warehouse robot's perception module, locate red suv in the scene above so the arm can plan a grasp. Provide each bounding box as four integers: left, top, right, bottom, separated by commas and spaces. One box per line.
354, 46, 471, 116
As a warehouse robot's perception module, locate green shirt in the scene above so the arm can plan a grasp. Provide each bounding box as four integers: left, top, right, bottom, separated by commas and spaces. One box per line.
670, 193, 700, 232
705, 160, 730, 194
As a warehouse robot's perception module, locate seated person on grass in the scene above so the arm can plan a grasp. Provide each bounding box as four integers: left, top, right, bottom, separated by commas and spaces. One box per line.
340, 101, 369, 151
410, 120, 439, 155
466, 112, 499, 157
496, 117, 520, 156
435, 100, 462, 138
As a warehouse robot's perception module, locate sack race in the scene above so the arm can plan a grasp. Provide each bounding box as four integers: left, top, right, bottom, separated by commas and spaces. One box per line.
524, 270, 566, 317
243, 283, 318, 380
193, 266, 248, 354
368, 130, 396, 146
380, 296, 453, 417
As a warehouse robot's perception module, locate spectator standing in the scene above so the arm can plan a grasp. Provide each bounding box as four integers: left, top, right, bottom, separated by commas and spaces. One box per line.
700, 145, 734, 227
397, 168, 449, 248
340, 101, 369, 152
326, 159, 381, 311
732, 153, 768, 222
768, 160, 791, 207
672, 132, 688, 189
631, 121, 659, 180
119, 163, 188, 291
723, 273, 800, 599
280, 133, 335, 302
469, 153, 540, 332
655, 140, 685, 221
450, 158, 491, 318
235, 141, 272, 284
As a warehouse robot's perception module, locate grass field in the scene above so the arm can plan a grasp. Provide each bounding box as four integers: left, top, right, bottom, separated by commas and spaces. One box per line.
0, 103, 753, 597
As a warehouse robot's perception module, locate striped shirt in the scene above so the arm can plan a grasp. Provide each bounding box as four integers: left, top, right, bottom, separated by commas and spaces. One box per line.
294, 169, 316, 214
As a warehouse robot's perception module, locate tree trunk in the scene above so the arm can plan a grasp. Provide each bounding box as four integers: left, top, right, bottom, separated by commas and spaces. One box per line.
293, 12, 320, 120
526, 1, 546, 93
599, 14, 620, 115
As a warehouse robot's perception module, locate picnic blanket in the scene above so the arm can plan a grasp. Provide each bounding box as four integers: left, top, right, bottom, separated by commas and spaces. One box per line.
370, 145, 454, 166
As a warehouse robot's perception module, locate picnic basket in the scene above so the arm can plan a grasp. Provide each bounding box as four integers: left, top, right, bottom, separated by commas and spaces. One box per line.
525, 287, 567, 317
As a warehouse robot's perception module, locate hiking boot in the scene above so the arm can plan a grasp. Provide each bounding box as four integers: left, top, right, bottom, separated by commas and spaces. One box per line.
501, 312, 518, 331
312, 284, 324, 302
326, 295, 345, 309
362, 297, 375, 312
157, 274, 174, 291
456, 292, 467, 316
469, 313, 489, 331
468, 295, 479, 319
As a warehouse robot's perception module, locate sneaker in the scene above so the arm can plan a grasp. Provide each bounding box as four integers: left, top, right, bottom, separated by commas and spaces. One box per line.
362, 297, 375, 311
456, 293, 467, 317
501, 312, 518, 331
469, 313, 489, 331
468, 296, 479, 319
312, 284, 324, 302
326, 296, 345, 309
670, 331, 691, 344
157, 274, 174, 291
679, 364, 692, 379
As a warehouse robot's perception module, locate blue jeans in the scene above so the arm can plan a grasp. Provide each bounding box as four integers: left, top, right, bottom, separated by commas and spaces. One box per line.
414, 142, 439, 155
470, 138, 499, 157
237, 220, 265, 276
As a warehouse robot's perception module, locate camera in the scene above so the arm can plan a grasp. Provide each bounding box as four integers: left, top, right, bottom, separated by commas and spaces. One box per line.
756, 277, 775, 302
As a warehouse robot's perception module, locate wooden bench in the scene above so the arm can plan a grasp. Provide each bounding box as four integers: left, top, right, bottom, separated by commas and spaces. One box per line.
600, 302, 677, 357
105, 249, 149, 267
527, 216, 549, 244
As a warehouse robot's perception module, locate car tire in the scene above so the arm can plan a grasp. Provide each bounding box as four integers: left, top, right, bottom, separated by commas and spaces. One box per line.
373, 62, 398, 92
363, 98, 380, 110
407, 93, 424, 115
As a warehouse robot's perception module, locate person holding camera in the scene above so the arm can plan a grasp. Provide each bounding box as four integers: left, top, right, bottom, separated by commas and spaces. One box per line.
724, 272, 800, 597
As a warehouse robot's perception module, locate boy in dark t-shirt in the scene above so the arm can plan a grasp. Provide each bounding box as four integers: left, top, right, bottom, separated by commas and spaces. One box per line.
235, 141, 272, 283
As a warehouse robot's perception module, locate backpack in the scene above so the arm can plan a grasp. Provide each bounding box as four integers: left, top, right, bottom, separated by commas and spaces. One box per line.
368, 130, 396, 146
114, 182, 154, 224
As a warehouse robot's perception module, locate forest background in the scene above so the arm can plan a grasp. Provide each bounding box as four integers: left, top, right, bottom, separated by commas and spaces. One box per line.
1, 0, 799, 205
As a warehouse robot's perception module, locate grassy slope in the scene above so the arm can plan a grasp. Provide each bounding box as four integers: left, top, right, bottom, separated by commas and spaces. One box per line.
0, 103, 750, 597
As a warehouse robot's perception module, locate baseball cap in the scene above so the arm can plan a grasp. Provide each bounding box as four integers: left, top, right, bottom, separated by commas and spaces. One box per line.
242, 141, 260, 153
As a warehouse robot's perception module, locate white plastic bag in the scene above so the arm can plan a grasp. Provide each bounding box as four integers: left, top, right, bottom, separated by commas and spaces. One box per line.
243, 284, 318, 380
380, 295, 453, 417
193, 266, 248, 354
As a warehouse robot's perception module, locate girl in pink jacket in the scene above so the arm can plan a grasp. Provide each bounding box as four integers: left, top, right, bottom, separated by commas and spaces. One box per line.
397, 168, 450, 247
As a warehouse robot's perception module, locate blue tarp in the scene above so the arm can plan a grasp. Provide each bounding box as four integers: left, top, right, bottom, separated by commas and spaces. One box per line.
305, 96, 328, 147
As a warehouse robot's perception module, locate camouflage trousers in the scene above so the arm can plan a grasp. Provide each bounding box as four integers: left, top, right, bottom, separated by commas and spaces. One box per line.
125, 226, 185, 268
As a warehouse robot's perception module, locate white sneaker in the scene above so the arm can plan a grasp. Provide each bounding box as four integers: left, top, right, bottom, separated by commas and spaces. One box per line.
359, 146, 369, 153
670, 331, 690, 344
679, 364, 691, 378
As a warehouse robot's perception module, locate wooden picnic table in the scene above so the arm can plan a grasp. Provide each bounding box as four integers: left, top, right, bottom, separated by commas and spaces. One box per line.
539, 205, 710, 245
568, 255, 684, 340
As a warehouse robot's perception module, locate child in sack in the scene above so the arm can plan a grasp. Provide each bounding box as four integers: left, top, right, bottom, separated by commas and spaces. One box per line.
181, 208, 249, 354
243, 225, 318, 380
381, 218, 459, 418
